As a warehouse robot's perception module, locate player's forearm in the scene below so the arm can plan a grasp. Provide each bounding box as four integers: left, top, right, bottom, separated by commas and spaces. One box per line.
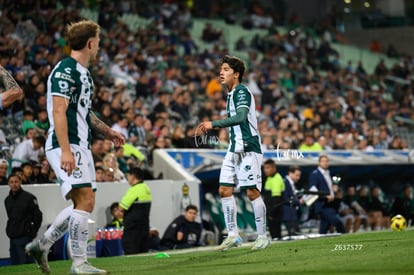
0, 65, 20, 90
53, 109, 71, 153
1, 89, 23, 109
90, 111, 111, 137
52, 96, 72, 152
212, 107, 248, 128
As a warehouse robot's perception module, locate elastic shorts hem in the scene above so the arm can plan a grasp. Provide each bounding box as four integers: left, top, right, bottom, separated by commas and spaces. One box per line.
240, 185, 257, 190
219, 183, 234, 187
72, 183, 92, 189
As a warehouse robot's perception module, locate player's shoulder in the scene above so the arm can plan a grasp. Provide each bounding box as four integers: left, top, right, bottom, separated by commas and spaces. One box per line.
51, 58, 77, 83
234, 84, 251, 99
54, 57, 77, 71
235, 84, 250, 94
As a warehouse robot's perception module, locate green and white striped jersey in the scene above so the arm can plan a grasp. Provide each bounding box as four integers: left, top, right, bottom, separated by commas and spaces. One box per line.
226, 84, 262, 153
45, 57, 93, 151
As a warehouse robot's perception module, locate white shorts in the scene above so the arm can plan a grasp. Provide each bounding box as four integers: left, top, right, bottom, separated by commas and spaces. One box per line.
46, 144, 96, 200
219, 151, 263, 191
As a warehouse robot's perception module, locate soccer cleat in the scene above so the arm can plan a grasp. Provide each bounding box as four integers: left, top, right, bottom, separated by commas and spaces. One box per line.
216, 235, 242, 251
70, 262, 107, 274
25, 240, 51, 273
251, 236, 271, 250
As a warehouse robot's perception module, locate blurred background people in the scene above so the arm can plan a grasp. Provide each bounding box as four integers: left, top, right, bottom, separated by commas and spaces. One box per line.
160, 204, 202, 250
4, 174, 42, 265
120, 167, 152, 254
263, 159, 284, 240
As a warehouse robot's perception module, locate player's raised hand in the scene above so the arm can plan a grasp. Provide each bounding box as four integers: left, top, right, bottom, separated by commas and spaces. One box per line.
196, 121, 212, 136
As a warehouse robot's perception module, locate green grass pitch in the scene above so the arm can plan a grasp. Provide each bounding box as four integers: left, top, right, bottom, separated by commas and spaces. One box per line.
2, 229, 414, 274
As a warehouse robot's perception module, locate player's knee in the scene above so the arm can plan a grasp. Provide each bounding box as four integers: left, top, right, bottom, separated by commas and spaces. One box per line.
246, 188, 260, 200
218, 186, 233, 197
72, 189, 95, 212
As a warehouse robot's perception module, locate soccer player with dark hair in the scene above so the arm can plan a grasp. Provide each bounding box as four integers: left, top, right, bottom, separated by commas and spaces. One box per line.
198, 55, 269, 251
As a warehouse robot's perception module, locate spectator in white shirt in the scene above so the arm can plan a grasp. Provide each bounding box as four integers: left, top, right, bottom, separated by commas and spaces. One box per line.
111, 116, 129, 140
11, 136, 45, 168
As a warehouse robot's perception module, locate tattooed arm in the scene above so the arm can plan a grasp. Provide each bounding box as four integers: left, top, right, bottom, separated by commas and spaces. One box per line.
0, 65, 23, 109
90, 111, 125, 147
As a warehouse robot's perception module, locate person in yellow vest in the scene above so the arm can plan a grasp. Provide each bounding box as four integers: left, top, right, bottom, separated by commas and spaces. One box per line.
299, 132, 323, 151
263, 159, 285, 240
105, 202, 124, 229
119, 167, 152, 254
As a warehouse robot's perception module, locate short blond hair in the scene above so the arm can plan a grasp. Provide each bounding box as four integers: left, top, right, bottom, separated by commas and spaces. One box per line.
67, 20, 100, 51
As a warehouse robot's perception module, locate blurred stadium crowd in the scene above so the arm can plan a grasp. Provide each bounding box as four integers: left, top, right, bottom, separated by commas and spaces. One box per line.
0, 1, 413, 198
0, 0, 413, 248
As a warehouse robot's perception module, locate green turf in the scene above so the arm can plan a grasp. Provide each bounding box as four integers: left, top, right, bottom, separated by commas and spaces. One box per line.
2, 229, 414, 274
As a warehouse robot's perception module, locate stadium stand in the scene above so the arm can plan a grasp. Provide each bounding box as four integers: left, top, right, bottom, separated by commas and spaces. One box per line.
0, 0, 413, 256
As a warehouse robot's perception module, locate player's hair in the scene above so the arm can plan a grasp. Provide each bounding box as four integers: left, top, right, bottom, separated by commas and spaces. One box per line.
221, 55, 245, 82
7, 173, 22, 183
21, 162, 32, 169
264, 158, 276, 167
288, 165, 301, 174
67, 20, 100, 51
185, 204, 198, 212
318, 154, 329, 163
34, 135, 46, 146
127, 167, 144, 181
110, 202, 119, 213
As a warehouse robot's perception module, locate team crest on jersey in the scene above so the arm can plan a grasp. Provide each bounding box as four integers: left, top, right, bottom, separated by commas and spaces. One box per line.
72, 167, 83, 179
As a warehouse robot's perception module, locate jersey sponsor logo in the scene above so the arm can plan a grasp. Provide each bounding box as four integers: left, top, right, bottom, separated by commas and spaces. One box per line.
237, 93, 246, 100
237, 100, 249, 106
72, 167, 83, 179
235, 90, 249, 106
55, 71, 75, 83
57, 80, 70, 94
